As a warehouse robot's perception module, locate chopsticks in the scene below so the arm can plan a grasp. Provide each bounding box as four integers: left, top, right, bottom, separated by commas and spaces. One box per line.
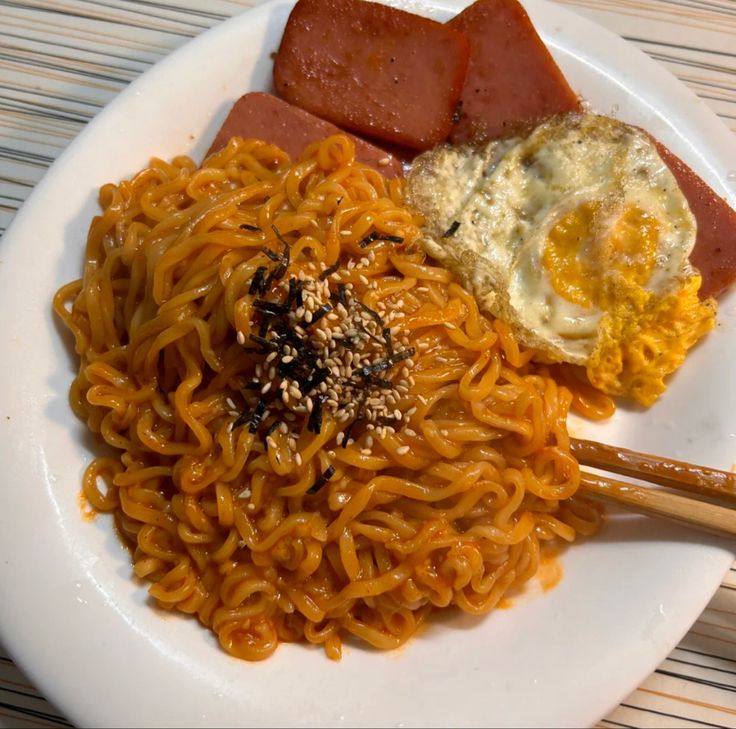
572, 438, 736, 538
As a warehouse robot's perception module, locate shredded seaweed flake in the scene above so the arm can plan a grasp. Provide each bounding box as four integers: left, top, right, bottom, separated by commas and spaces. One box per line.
307, 465, 335, 494
319, 263, 340, 281
389, 347, 415, 366
239, 224, 261, 232
307, 394, 327, 434
249, 399, 267, 433
382, 328, 394, 357
233, 411, 251, 429
358, 232, 404, 249
249, 266, 268, 296
263, 247, 281, 262
356, 300, 384, 326
442, 221, 461, 238
308, 303, 332, 326
249, 334, 278, 352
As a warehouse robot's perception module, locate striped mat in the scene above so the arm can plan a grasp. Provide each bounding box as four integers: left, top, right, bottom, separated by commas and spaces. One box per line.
0, 1, 735, 726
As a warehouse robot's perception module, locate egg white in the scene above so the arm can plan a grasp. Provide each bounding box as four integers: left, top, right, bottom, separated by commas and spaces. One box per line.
407, 113, 699, 364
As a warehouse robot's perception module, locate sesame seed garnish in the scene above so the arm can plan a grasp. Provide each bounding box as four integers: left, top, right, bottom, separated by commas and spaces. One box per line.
378, 157, 390, 166
444, 322, 457, 330
404, 428, 417, 437
236, 331, 245, 345
295, 453, 303, 466
396, 445, 410, 456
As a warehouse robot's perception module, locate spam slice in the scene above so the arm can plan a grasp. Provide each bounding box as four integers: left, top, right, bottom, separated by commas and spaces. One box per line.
206, 92, 403, 177
273, 0, 470, 150
654, 141, 736, 299
448, 0, 581, 143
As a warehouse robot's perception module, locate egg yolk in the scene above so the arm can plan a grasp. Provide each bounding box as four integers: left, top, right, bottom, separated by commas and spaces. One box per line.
542, 201, 659, 308
542, 201, 716, 406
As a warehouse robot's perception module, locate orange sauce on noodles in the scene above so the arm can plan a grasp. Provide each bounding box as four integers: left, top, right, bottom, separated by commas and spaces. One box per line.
54, 135, 609, 661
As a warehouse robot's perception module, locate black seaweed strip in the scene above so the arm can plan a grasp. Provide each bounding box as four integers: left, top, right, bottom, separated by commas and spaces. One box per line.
382, 328, 394, 357
356, 300, 384, 325
263, 247, 281, 262
336, 283, 349, 307
249, 334, 279, 352
308, 303, 332, 326
233, 410, 251, 428
265, 420, 282, 438
307, 394, 327, 434
249, 266, 268, 295
254, 299, 289, 316
249, 399, 267, 433
240, 224, 261, 231
319, 263, 339, 281
442, 221, 461, 238
307, 464, 335, 494
389, 347, 415, 366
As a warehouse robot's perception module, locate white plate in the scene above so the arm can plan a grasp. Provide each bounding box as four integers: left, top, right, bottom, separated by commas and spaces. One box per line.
1, 1, 735, 726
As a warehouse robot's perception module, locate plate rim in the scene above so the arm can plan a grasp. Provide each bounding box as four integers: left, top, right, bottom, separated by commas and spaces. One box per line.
0, 1, 734, 726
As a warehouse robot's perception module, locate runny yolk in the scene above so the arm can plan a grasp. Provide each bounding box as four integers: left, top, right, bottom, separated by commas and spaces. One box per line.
542, 201, 660, 308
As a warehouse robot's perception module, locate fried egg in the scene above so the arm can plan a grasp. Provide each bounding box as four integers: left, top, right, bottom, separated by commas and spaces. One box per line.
407, 113, 716, 405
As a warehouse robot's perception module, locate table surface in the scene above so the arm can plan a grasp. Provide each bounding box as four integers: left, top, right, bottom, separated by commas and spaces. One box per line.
1, 0, 735, 727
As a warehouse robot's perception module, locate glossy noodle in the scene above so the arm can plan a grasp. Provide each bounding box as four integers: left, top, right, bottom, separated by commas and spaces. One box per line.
54, 135, 606, 661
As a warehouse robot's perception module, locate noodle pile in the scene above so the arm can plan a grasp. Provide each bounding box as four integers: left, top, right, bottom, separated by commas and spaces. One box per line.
54, 135, 605, 661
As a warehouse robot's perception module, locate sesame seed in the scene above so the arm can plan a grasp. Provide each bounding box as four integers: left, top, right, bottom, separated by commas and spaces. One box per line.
266, 351, 278, 363
340, 230, 351, 236
282, 355, 294, 364
444, 322, 457, 330
280, 423, 288, 435
396, 445, 410, 456
404, 428, 417, 437
289, 437, 297, 450
365, 435, 374, 448
441, 429, 450, 437
359, 274, 369, 286
361, 448, 372, 456
306, 398, 314, 413
378, 157, 390, 166
236, 331, 245, 345
266, 437, 277, 449
295, 453, 303, 466
261, 382, 272, 395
